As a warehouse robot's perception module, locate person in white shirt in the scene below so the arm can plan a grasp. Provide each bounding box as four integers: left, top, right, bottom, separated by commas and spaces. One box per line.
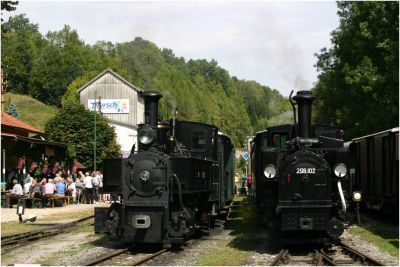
6, 179, 23, 208
83, 172, 94, 204
24, 177, 32, 194
66, 178, 77, 203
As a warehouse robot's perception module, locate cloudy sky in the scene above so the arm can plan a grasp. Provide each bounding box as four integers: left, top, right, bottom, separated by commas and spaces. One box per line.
4, 0, 340, 96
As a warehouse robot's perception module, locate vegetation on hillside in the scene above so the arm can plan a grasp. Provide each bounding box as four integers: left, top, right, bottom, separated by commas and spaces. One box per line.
313, 2, 399, 139
2, 93, 58, 131
1, 13, 291, 148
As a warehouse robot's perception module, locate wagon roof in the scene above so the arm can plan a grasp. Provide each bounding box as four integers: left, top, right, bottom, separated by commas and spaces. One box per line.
352, 127, 399, 141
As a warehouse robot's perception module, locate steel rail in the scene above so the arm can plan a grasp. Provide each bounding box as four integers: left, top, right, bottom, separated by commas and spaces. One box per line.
339, 241, 385, 266
85, 248, 130, 266
1, 215, 94, 254
269, 248, 289, 266
315, 249, 336, 266
132, 248, 168, 266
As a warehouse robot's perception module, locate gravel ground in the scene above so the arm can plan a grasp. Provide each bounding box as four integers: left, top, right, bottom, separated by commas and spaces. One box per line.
341, 227, 399, 266
147, 221, 235, 266
1, 203, 398, 266
1, 202, 110, 223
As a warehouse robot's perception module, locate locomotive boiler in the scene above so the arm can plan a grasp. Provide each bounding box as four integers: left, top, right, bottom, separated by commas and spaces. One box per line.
94, 91, 235, 247
252, 90, 360, 243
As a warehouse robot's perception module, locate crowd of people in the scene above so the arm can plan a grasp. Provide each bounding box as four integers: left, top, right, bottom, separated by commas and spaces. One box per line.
234, 172, 253, 196
5, 170, 110, 208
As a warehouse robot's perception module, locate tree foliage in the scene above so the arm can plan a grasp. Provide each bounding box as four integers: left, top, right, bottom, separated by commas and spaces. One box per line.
6, 100, 20, 119
44, 102, 121, 170
313, 2, 399, 139
2, 15, 291, 146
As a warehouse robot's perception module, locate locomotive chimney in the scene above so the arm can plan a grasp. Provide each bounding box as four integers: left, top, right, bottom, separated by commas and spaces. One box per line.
142, 91, 163, 127
292, 90, 315, 138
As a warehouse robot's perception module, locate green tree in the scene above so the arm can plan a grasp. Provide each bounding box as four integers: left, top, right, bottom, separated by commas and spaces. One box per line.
44, 102, 121, 170
1, 14, 44, 94
29, 25, 86, 105
313, 2, 399, 139
6, 100, 20, 119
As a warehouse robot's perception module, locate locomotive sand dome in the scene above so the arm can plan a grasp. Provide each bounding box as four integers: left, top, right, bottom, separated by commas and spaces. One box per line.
252, 90, 358, 243
95, 91, 235, 247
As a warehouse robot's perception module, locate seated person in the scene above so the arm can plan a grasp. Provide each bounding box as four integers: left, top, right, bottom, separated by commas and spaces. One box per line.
28, 179, 44, 207
66, 178, 76, 203
43, 178, 56, 206
55, 180, 66, 196
24, 177, 33, 194
5, 179, 23, 208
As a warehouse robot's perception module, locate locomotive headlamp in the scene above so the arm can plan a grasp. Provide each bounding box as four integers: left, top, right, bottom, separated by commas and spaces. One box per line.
264, 164, 276, 179
138, 126, 155, 145
334, 163, 347, 178
352, 191, 362, 202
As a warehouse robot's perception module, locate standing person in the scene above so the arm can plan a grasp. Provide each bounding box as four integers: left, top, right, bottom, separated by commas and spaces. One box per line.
246, 175, 253, 196
234, 172, 239, 195
98, 171, 104, 202
75, 178, 84, 203
84, 172, 94, 204
78, 171, 86, 203
91, 171, 100, 203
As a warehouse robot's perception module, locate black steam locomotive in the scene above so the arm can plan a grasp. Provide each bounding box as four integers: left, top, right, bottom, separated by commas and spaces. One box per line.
94, 91, 235, 247
251, 90, 359, 243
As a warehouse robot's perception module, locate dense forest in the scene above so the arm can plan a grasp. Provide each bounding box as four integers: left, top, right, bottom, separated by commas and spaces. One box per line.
313, 2, 399, 139
1, 12, 290, 147
2, 1, 398, 150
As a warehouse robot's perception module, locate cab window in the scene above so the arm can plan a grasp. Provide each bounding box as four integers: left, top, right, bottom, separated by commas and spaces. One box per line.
272, 133, 288, 150
192, 130, 206, 151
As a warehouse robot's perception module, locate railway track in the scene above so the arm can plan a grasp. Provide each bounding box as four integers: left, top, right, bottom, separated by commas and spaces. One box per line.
1, 215, 94, 255
269, 242, 385, 266
84, 248, 168, 266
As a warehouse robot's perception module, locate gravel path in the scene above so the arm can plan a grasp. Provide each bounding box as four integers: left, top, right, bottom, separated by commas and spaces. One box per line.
1, 202, 110, 223
1, 202, 398, 266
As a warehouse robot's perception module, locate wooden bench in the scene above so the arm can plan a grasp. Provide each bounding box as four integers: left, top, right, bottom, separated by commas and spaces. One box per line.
46, 195, 73, 207
19, 197, 43, 208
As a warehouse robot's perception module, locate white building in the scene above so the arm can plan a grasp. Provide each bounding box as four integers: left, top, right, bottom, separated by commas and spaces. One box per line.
78, 69, 144, 157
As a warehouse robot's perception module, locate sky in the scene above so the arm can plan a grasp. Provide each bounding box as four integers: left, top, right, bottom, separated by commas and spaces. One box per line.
3, 0, 340, 96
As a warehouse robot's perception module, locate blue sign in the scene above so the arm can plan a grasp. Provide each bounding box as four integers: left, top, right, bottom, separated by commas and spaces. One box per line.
242, 152, 250, 161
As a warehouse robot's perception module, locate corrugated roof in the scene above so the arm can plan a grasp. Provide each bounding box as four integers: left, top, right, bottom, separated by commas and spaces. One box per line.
77, 68, 144, 93
1, 112, 44, 134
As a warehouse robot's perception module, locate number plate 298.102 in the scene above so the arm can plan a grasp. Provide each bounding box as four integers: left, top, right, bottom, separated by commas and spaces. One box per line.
296, 168, 316, 174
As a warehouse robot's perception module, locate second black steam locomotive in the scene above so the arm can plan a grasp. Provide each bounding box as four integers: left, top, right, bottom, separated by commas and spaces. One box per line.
94, 91, 235, 247
251, 90, 360, 243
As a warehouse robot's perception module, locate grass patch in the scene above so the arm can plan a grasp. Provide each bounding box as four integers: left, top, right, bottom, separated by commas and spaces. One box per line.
195, 196, 263, 265
1, 222, 47, 237
196, 239, 252, 265
39, 210, 94, 222
349, 216, 399, 256
79, 235, 108, 249
74, 221, 95, 233
2, 93, 58, 131
36, 247, 79, 266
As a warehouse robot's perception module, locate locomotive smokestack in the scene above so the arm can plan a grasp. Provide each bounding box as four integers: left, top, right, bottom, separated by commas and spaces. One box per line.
292, 90, 315, 138
142, 91, 163, 127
